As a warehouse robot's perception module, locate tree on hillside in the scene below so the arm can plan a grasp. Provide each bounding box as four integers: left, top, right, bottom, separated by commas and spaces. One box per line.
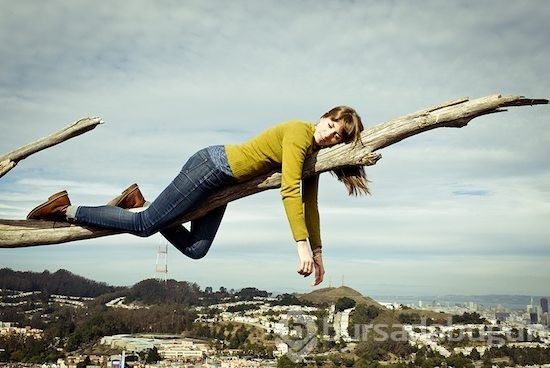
452, 311, 486, 324
235, 287, 270, 300
348, 304, 381, 337
124, 278, 201, 305
271, 293, 313, 307
277, 355, 299, 368
143, 347, 161, 363
76, 356, 91, 368
335, 297, 356, 312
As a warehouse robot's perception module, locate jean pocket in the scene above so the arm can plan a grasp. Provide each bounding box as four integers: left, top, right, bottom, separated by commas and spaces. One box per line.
183, 151, 209, 175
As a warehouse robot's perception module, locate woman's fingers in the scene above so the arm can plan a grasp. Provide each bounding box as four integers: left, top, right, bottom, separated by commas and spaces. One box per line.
295, 241, 314, 277
312, 268, 325, 285
298, 259, 314, 276
311, 253, 325, 286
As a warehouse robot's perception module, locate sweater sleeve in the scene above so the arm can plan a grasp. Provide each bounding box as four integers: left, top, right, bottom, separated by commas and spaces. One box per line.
280, 129, 311, 242
303, 174, 322, 249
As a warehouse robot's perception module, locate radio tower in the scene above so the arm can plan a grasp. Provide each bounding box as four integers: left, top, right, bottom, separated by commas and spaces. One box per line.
155, 240, 168, 282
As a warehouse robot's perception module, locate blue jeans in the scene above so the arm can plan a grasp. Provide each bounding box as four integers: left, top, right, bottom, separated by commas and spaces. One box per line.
74, 147, 236, 259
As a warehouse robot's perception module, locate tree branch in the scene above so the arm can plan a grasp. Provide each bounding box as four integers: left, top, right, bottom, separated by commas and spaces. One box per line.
0, 94, 547, 248
0, 117, 103, 179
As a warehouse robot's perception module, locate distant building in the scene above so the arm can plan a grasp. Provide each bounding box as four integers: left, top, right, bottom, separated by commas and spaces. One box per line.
100, 334, 208, 363
157, 340, 207, 362
541, 297, 549, 313
273, 342, 289, 357
0, 323, 43, 339
495, 312, 510, 322
220, 357, 261, 368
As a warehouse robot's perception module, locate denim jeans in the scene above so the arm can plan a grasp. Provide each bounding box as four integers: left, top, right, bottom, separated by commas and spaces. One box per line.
74, 146, 236, 259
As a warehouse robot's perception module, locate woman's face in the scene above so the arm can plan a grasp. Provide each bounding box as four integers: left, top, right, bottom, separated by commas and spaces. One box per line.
314, 117, 344, 146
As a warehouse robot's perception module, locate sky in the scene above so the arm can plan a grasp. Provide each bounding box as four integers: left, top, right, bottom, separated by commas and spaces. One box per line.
0, 0, 549, 298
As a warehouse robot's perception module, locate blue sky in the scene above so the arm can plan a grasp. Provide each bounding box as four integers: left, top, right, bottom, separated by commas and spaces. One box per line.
1, 0, 549, 297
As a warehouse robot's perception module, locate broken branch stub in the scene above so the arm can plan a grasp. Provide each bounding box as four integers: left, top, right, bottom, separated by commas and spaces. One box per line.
0, 117, 103, 179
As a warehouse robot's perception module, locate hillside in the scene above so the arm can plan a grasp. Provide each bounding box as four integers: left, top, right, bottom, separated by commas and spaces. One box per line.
0, 269, 270, 308
296, 285, 383, 308
0, 268, 124, 297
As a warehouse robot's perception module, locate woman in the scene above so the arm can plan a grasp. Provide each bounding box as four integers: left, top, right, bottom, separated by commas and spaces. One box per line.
27, 106, 369, 286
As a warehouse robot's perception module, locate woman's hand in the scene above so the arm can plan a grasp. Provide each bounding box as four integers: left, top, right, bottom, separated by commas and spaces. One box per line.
312, 248, 325, 286
296, 241, 325, 286
296, 240, 314, 277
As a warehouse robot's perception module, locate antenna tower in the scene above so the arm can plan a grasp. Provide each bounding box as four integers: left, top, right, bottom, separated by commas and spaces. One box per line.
155, 240, 168, 282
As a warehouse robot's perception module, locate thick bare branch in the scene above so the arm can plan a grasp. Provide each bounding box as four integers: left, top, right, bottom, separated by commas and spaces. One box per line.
0, 117, 103, 179
0, 94, 547, 248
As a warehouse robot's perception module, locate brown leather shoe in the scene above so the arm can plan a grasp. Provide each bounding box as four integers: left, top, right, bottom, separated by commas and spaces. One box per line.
107, 183, 146, 209
27, 191, 71, 220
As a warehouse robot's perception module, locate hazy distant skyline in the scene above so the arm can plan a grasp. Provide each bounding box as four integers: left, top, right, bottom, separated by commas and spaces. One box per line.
1, 1, 549, 296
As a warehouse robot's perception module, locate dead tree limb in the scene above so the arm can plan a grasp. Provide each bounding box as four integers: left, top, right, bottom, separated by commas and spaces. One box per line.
0, 117, 103, 179
0, 94, 547, 248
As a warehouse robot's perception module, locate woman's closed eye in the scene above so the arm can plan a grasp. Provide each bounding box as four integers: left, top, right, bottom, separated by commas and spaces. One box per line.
329, 123, 342, 140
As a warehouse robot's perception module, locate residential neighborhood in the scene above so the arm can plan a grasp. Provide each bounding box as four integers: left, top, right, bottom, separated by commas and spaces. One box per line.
1, 270, 550, 368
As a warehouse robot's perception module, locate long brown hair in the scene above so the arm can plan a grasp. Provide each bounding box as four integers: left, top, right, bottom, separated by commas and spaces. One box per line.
321, 106, 370, 196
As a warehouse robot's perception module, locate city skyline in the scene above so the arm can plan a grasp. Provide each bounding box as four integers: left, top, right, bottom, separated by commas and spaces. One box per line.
1, 1, 549, 296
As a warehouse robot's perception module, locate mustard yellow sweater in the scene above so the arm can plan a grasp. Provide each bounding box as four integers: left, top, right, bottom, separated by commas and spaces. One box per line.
225, 120, 321, 248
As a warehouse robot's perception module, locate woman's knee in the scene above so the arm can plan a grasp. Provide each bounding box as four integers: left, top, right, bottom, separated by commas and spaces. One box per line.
130, 211, 162, 237
132, 223, 159, 237
182, 240, 212, 259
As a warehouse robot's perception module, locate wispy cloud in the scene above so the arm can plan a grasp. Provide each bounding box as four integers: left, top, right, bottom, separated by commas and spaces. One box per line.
451, 189, 490, 196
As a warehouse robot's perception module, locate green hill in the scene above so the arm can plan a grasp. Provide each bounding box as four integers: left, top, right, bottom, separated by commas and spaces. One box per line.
296, 285, 383, 308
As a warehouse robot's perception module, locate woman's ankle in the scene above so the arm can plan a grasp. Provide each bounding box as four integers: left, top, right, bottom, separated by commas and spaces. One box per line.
65, 205, 78, 220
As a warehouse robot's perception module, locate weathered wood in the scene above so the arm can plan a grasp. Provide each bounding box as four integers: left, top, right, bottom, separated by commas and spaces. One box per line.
0, 94, 547, 248
0, 117, 103, 179
0, 152, 382, 248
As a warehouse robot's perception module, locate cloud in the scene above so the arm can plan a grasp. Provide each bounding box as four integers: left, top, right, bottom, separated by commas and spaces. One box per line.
451, 188, 490, 196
